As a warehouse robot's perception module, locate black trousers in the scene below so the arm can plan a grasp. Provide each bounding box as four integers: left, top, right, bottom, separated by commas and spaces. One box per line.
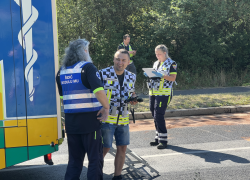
149, 95, 171, 143
65, 130, 103, 180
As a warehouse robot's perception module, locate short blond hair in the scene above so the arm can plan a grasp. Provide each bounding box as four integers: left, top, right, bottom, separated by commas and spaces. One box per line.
155, 44, 169, 58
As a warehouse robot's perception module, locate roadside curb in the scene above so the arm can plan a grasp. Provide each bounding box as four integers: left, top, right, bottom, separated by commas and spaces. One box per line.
130, 105, 250, 120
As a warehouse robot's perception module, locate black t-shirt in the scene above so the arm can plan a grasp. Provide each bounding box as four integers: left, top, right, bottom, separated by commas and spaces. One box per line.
56, 62, 104, 134
117, 73, 124, 86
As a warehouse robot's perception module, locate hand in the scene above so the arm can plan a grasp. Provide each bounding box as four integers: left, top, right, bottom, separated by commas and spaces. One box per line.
129, 93, 138, 105
129, 100, 138, 105
143, 72, 148, 77
97, 107, 109, 122
152, 71, 163, 78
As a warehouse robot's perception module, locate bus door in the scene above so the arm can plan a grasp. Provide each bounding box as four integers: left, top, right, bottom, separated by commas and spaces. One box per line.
0, 0, 27, 169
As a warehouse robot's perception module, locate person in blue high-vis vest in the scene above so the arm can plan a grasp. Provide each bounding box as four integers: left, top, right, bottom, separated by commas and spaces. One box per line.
56, 39, 109, 180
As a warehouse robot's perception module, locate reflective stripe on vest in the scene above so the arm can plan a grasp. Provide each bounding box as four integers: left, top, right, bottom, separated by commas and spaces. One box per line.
105, 90, 130, 125
64, 102, 102, 109
149, 88, 171, 96
60, 68, 82, 75
148, 78, 172, 96
63, 93, 96, 100
60, 61, 102, 113
107, 115, 129, 125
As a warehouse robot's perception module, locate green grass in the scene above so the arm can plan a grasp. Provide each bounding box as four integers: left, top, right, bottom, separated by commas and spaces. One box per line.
133, 92, 250, 112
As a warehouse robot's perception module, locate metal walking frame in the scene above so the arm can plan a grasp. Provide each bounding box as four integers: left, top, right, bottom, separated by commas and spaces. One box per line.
109, 139, 159, 179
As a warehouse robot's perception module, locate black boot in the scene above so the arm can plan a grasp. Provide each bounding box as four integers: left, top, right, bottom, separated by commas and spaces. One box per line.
150, 141, 159, 146
112, 175, 122, 180
157, 143, 167, 149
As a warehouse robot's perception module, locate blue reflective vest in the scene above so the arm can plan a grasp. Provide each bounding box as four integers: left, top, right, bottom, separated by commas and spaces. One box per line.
60, 61, 102, 113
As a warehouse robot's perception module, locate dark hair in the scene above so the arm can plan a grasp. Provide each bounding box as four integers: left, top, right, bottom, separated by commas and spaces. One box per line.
115, 49, 130, 60
123, 34, 130, 40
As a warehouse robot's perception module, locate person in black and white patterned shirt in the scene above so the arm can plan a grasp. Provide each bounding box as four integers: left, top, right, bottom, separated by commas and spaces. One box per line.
99, 49, 138, 180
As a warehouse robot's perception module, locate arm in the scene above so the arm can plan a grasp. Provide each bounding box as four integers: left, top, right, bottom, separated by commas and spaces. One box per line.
133, 50, 136, 56
95, 90, 109, 109
94, 70, 108, 109
162, 74, 176, 81
84, 64, 109, 121
95, 90, 109, 122
162, 62, 177, 81
128, 50, 136, 55
129, 76, 138, 105
129, 45, 136, 56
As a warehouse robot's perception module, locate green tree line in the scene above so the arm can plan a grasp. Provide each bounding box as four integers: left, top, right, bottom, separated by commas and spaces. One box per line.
57, 0, 250, 89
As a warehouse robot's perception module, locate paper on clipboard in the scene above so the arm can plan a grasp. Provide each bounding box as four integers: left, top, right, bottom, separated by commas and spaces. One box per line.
142, 68, 161, 78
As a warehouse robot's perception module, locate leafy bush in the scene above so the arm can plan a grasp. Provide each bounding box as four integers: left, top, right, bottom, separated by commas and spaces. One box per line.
57, 0, 250, 89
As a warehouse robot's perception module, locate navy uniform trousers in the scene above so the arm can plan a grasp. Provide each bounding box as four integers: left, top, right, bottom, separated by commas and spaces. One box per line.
65, 130, 103, 180
150, 95, 172, 144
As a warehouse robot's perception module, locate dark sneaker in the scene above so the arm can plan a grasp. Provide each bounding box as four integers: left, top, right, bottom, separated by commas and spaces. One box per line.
157, 143, 167, 149
150, 141, 159, 146
112, 175, 122, 180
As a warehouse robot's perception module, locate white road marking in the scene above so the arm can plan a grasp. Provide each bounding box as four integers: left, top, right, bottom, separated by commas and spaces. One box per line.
139, 146, 250, 158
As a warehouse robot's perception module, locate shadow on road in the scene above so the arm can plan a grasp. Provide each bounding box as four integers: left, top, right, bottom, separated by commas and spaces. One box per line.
109, 166, 160, 180
168, 145, 250, 164
0, 164, 159, 180
0, 164, 68, 180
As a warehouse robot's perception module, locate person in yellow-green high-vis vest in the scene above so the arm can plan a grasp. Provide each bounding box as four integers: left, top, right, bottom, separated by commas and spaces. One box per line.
145, 44, 177, 149
117, 34, 137, 74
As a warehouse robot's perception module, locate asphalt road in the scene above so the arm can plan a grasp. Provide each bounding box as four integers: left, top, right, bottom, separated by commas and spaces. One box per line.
1, 113, 250, 180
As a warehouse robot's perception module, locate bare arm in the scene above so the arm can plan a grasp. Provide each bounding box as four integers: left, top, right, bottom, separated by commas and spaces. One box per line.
95, 90, 109, 122
128, 50, 136, 56
132, 50, 136, 56
95, 90, 109, 108
162, 74, 176, 82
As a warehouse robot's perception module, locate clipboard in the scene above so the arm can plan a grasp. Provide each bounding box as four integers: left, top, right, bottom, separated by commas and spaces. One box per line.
142, 68, 161, 78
